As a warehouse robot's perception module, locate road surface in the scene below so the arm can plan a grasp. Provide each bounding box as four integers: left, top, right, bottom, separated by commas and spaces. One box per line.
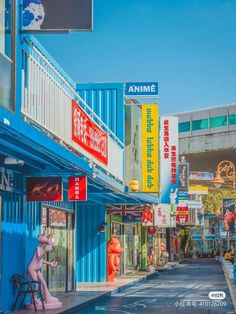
76, 259, 235, 314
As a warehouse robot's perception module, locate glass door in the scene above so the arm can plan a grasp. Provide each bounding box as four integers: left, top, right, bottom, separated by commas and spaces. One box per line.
124, 225, 136, 275
42, 207, 74, 294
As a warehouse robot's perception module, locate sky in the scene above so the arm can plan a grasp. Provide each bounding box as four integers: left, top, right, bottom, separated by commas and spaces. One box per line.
36, 0, 236, 115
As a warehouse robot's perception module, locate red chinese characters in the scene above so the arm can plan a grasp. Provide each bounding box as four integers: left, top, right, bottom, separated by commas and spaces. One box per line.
171, 145, 177, 184
163, 119, 170, 159
72, 100, 108, 165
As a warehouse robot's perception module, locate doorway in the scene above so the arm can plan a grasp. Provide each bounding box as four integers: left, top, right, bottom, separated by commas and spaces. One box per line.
42, 206, 74, 294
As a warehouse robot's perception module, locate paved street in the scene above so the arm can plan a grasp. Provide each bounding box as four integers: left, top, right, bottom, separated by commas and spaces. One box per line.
76, 259, 235, 314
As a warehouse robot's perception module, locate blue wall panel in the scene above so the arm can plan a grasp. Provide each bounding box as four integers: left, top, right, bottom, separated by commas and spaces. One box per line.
76, 83, 125, 144
0, 192, 41, 313
75, 203, 106, 283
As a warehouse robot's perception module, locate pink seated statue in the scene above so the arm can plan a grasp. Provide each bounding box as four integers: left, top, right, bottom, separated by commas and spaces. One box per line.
25, 234, 62, 310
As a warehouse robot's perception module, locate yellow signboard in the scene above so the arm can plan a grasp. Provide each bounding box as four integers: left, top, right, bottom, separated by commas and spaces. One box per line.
142, 104, 159, 192
189, 185, 208, 194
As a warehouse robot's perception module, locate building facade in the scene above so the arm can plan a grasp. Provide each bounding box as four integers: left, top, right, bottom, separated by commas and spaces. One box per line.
0, 3, 159, 313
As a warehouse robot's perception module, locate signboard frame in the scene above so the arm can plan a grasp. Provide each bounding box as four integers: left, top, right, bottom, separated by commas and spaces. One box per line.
22, 0, 93, 32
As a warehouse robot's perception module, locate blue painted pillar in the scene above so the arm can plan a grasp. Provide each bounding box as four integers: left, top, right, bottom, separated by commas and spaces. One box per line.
75, 203, 106, 284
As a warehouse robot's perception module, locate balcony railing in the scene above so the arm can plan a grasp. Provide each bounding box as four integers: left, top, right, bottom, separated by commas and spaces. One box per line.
21, 36, 124, 181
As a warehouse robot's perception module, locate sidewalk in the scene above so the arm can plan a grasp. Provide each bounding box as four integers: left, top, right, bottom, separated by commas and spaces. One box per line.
10, 269, 163, 314
221, 262, 236, 313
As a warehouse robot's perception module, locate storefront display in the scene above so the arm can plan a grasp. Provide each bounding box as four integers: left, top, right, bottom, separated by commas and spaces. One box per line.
111, 221, 139, 276
42, 207, 74, 293
147, 228, 166, 268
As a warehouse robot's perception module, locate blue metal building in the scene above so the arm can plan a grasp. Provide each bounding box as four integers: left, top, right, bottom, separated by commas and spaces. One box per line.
0, 2, 159, 313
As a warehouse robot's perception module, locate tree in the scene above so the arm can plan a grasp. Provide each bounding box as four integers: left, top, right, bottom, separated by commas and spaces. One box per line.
202, 189, 236, 214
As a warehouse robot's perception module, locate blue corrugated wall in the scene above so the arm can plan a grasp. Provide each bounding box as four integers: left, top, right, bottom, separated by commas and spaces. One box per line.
0, 192, 41, 313
76, 83, 125, 144
75, 203, 106, 283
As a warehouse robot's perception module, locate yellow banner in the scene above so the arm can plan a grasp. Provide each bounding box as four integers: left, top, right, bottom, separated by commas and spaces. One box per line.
142, 104, 159, 192
189, 185, 208, 194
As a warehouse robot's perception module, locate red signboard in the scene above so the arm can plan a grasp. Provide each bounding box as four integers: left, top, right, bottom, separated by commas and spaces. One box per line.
68, 176, 87, 201
176, 204, 189, 224
142, 206, 154, 226
26, 177, 63, 201
72, 100, 108, 165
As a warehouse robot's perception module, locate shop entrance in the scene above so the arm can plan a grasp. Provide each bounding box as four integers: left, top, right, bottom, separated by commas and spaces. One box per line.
42, 206, 74, 294
111, 222, 139, 276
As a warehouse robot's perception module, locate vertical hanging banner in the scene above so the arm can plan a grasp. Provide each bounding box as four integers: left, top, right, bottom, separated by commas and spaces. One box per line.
179, 163, 189, 191
160, 116, 179, 203
22, 0, 93, 32
68, 176, 87, 201
142, 104, 159, 192
222, 198, 235, 232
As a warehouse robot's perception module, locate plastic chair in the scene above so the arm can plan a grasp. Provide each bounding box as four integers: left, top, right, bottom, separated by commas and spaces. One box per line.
11, 274, 45, 312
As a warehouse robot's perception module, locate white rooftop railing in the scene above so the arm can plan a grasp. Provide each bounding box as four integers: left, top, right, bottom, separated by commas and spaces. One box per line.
21, 37, 124, 182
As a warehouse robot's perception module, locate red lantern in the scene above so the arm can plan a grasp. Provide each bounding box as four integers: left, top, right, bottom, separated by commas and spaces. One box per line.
147, 226, 156, 235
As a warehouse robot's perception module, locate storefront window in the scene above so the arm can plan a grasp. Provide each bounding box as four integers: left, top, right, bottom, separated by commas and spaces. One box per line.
205, 240, 214, 254
111, 222, 124, 276
0, 0, 11, 58
42, 207, 74, 294
124, 225, 138, 274
0, 0, 13, 111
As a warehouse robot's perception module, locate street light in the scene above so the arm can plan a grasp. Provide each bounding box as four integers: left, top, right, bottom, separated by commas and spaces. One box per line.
213, 160, 236, 189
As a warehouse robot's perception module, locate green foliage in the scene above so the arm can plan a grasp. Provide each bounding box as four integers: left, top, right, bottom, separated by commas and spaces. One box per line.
202, 189, 236, 214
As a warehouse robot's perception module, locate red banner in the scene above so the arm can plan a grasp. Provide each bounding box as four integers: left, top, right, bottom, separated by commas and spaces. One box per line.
176, 204, 188, 224
142, 206, 154, 226
26, 177, 63, 201
72, 100, 108, 165
68, 176, 87, 201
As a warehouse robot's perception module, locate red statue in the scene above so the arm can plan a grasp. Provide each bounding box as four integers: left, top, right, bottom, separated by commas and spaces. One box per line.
107, 236, 122, 281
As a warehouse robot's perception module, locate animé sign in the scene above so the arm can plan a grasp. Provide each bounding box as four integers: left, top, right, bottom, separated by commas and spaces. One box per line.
125, 82, 158, 96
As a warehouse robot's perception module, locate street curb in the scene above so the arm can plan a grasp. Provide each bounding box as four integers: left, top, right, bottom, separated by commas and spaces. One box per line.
60, 292, 111, 314
60, 271, 160, 314
221, 262, 236, 314
110, 271, 160, 295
